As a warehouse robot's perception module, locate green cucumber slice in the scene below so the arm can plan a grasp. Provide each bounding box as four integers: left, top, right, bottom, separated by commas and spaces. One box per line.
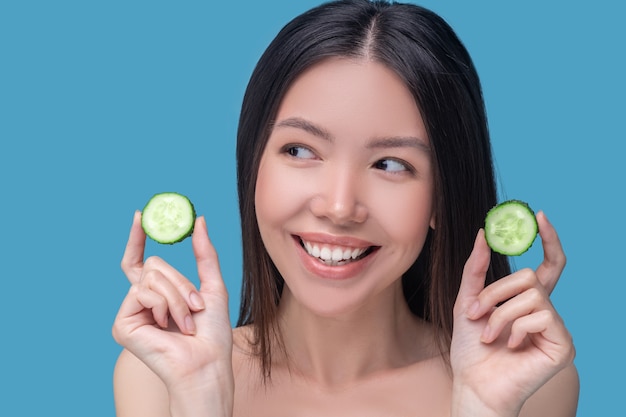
484, 200, 538, 256
141, 192, 196, 244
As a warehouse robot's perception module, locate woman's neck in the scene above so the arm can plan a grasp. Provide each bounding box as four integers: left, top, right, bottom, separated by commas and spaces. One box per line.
275, 281, 436, 389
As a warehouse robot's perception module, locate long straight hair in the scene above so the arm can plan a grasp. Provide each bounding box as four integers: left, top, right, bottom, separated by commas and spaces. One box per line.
236, 0, 511, 379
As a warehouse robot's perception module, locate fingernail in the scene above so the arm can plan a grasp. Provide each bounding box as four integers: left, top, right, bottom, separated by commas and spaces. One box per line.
185, 315, 196, 334
466, 300, 480, 318
189, 291, 205, 310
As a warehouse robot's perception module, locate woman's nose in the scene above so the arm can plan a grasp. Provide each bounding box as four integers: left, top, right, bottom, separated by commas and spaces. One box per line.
309, 168, 368, 225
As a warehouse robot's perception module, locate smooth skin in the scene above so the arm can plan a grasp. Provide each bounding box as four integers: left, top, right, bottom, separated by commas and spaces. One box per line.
113, 59, 578, 417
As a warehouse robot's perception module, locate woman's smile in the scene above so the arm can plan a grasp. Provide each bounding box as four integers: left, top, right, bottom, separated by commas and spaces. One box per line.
296, 231, 379, 265
292, 233, 381, 281
301, 240, 371, 266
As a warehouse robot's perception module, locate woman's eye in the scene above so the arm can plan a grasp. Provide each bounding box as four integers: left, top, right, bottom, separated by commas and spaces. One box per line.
285, 145, 316, 160
374, 158, 411, 173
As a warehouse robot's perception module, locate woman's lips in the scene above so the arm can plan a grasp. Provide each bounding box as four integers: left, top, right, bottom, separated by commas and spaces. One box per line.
293, 233, 379, 280
300, 238, 374, 265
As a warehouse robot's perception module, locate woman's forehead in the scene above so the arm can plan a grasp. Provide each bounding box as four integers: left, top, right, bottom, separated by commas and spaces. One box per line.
273, 57, 428, 145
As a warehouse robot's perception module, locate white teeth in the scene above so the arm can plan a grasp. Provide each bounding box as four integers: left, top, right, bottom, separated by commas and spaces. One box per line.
331, 248, 343, 262
301, 239, 368, 264
304, 241, 320, 257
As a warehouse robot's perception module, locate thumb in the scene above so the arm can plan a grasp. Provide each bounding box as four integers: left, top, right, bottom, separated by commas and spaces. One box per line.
192, 216, 227, 296
454, 229, 491, 316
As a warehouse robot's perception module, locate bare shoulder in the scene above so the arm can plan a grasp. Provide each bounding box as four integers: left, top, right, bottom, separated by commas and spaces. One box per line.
113, 349, 170, 417
232, 325, 254, 352
231, 325, 259, 376
520, 363, 580, 417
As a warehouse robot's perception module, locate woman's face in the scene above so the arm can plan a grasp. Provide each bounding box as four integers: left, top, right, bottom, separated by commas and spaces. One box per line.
255, 57, 434, 317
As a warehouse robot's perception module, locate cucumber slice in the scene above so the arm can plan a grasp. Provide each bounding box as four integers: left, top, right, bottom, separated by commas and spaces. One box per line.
141, 192, 196, 244
484, 200, 538, 256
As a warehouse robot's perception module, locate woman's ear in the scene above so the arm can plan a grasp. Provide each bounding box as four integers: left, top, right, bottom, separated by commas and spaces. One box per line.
429, 214, 435, 230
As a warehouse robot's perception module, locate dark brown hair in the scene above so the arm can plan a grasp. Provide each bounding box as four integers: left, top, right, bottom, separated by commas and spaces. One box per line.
235, 0, 511, 379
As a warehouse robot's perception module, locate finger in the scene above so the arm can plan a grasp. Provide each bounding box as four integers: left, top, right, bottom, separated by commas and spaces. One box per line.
193, 216, 228, 297
143, 256, 206, 312
471, 268, 540, 318
481, 286, 551, 343
120, 211, 146, 284
455, 229, 491, 317
115, 285, 168, 330
141, 267, 197, 335
507, 310, 572, 364
535, 211, 567, 294
135, 287, 170, 329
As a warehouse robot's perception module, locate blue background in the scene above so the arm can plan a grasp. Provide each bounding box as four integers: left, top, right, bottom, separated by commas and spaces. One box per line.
1, 1, 623, 415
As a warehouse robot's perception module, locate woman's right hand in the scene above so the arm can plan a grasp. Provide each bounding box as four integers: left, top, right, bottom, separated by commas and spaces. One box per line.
112, 211, 234, 398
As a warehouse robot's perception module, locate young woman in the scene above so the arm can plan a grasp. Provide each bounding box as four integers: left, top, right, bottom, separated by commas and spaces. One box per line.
112, 1, 579, 416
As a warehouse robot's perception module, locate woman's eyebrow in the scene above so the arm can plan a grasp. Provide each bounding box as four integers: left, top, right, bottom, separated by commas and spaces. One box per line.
367, 136, 431, 153
273, 117, 430, 153
273, 117, 333, 142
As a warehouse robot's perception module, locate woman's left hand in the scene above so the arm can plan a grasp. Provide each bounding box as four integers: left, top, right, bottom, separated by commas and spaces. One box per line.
450, 211, 575, 416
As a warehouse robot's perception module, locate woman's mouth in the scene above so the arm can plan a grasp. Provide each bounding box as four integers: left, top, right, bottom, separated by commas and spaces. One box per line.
299, 238, 376, 266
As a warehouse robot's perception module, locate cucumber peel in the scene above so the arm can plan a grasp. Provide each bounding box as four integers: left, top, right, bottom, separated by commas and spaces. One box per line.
484, 200, 538, 256
141, 192, 196, 244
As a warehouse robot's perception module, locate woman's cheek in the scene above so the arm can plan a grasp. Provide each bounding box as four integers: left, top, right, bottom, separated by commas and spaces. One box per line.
255, 159, 309, 227
370, 182, 433, 245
